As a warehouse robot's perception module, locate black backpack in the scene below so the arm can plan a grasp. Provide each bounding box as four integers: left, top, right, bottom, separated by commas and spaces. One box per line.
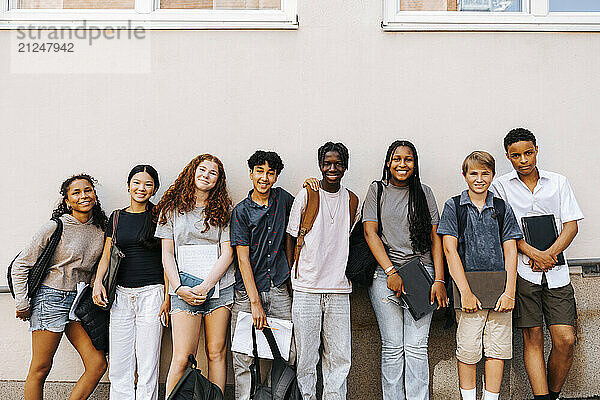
167, 354, 224, 400
345, 181, 383, 287
7, 217, 63, 299
250, 326, 301, 400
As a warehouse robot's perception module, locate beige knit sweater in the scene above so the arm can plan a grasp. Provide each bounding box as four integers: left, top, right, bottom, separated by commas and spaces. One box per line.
12, 214, 105, 311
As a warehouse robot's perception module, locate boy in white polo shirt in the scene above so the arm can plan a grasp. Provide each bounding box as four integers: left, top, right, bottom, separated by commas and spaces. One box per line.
285, 142, 359, 400
491, 128, 584, 400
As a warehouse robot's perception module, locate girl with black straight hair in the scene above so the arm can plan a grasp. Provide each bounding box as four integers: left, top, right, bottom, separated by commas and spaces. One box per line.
92, 164, 169, 400
363, 140, 448, 400
12, 174, 108, 400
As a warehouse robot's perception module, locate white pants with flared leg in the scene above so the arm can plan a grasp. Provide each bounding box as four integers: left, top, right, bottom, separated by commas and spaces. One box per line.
109, 284, 164, 400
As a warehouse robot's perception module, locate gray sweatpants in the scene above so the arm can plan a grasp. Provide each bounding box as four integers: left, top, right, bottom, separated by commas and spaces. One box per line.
292, 291, 351, 400
231, 284, 295, 400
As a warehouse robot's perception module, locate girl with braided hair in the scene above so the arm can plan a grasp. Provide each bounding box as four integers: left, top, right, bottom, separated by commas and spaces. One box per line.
12, 174, 108, 400
154, 154, 235, 396
363, 140, 447, 400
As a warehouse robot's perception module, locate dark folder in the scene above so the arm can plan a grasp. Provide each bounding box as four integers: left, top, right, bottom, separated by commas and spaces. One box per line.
453, 271, 506, 310
394, 258, 437, 321
521, 214, 565, 265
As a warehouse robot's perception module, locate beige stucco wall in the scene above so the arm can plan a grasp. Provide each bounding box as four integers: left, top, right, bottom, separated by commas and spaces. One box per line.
1, 0, 599, 391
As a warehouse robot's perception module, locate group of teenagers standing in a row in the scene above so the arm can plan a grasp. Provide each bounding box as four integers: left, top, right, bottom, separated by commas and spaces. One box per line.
11, 127, 583, 400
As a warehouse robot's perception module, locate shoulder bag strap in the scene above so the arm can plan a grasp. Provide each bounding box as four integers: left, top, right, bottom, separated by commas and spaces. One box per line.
188, 353, 197, 368
102, 210, 123, 306
273, 367, 296, 400
111, 210, 120, 245
376, 181, 383, 236
293, 187, 319, 277
452, 195, 466, 240
451, 194, 469, 269
47, 217, 63, 248
250, 326, 261, 399
492, 197, 506, 239
446, 196, 466, 325
348, 190, 359, 227
26, 217, 63, 299
262, 327, 283, 360
47, 217, 63, 252
50, 217, 63, 255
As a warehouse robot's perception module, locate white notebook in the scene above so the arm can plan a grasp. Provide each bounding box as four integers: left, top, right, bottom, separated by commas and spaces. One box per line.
231, 311, 293, 361
68, 282, 89, 321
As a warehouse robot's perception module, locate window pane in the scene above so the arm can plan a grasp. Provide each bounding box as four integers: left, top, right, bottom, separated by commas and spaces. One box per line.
160, 0, 211, 9
160, 0, 280, 9
399, 0, 521, 11
16, 0, 134, 8
550, 0, 600, 12
214, 0, 280, 9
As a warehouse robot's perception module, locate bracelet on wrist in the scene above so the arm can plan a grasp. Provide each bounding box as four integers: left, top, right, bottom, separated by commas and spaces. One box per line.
434, 279, 445, 284
174, 284, 183, 294
386, 270, 398, 277
384, 265, 395, 274
502, 292, 515, 301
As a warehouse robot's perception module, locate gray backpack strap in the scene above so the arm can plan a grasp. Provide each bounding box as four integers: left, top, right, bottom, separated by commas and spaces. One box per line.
492, 197, 506, 239
273, 367, 296, 400
452, 195, 466, 240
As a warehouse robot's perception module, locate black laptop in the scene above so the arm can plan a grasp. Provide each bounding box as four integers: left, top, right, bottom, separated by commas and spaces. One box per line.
522, 214, 565, 265
452, 270, 507, 310
394, 258, 437, 320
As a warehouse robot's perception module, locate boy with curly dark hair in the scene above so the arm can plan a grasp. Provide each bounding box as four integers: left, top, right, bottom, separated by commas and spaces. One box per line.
229, 150, 295, 400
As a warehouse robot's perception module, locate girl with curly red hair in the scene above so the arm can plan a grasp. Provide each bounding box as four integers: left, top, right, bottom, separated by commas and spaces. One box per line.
154, 154, 234, 396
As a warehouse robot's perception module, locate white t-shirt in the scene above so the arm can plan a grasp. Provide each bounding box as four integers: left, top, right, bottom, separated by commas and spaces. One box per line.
491, 169, 584, 289
286, 186, 359, 294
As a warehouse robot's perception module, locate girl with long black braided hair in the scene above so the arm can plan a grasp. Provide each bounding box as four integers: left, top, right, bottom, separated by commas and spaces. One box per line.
363, 140, 447, 400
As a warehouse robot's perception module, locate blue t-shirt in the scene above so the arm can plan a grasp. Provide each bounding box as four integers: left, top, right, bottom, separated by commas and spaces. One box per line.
437, 190, 523, 272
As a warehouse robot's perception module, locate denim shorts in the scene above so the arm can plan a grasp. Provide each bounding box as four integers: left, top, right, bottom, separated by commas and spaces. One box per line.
170, 283, 234, 316
29, 285, 77, 333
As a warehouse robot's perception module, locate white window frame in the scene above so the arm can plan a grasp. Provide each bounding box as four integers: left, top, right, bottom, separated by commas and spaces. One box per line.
0, 0, 298, 29
383, 0, 600, 31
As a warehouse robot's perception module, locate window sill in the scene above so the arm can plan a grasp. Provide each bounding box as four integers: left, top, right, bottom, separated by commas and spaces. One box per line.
382, 12, 600, 32
0, 19, 299, 29
0, 7, 298, 30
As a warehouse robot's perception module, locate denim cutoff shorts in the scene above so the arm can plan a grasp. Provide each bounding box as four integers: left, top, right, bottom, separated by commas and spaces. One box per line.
170, 283, 234, 316
29, 285, 77, 333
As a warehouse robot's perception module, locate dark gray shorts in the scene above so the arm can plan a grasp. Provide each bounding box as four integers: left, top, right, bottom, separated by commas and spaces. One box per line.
514, 274, 577, 329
